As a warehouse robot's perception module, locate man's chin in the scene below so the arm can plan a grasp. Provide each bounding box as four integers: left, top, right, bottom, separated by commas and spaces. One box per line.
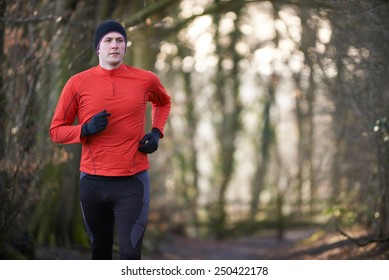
108, 59, 123, 67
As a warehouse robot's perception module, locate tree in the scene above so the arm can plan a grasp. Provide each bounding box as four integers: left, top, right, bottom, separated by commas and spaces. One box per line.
325, 0, 389, 237
0, 0, 46, 258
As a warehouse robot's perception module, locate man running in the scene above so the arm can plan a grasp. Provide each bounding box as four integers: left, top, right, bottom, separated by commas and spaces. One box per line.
50, 19, 171, 259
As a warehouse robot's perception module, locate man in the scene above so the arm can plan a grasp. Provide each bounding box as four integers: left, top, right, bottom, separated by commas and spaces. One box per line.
50, 19, 171, 260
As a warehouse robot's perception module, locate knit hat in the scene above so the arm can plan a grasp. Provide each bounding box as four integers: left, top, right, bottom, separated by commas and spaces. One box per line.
94, 19, 127, 51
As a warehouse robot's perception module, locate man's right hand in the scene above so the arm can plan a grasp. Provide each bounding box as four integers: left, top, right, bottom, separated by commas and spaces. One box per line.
81, 110, 111, 136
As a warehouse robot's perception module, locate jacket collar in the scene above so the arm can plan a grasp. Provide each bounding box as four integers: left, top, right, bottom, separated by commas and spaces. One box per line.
96, 63, 126, 76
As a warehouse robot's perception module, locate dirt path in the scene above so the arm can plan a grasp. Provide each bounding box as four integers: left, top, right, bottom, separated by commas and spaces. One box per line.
36, 228, 389, 260
154, 229, 315, 260
36, 229, 314, 260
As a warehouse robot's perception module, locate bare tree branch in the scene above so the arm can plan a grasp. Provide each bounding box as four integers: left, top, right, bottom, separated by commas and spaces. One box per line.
0, 15, 55, 24
337, 227, 389, 247
125, 0, 177, 27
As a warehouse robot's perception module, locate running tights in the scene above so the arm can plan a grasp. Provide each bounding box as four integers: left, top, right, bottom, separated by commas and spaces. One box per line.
79, 170, 150, 260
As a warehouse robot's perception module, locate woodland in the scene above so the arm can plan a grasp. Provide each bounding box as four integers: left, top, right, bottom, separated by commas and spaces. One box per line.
0, 0, 389, 260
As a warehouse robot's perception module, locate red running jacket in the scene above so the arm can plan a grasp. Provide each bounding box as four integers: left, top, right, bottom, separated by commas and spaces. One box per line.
50, 63, 171, 176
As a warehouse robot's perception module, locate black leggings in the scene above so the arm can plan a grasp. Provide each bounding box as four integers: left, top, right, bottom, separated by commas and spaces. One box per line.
79, 171, 150, 260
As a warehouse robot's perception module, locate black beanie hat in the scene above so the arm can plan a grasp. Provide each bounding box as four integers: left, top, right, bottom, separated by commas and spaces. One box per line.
94, 19, 127, 50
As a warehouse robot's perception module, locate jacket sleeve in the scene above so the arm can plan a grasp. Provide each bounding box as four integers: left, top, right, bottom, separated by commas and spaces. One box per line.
49, 77, 83, 144
147, 73, 171, 138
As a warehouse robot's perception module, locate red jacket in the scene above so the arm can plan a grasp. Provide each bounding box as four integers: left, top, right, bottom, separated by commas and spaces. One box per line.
50, 63, 171, 176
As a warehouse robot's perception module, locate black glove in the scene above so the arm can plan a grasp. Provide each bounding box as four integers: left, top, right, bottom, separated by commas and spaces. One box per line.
81, 110, 111, 136
138, 128, 161, 154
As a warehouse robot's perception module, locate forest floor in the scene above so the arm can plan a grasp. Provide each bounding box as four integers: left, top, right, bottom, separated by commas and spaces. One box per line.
36, 226, 389, 260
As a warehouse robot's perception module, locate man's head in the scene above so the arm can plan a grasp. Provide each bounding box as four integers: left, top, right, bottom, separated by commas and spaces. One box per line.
94, 20, 127, 69
94, 19, 127, 51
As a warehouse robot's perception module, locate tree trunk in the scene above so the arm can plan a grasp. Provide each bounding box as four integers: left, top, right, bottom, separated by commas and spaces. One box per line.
210, 3, 244, 238
249, 76, 276, 220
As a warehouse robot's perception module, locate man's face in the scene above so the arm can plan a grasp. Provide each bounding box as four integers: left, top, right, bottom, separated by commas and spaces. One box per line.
97, 31, 126, 69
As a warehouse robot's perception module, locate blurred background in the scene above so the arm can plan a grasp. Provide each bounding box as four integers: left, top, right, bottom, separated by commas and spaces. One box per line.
1, 0, 389, 259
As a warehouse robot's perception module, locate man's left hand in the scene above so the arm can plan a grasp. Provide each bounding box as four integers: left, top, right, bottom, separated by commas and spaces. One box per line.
138, 128, 161, 154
